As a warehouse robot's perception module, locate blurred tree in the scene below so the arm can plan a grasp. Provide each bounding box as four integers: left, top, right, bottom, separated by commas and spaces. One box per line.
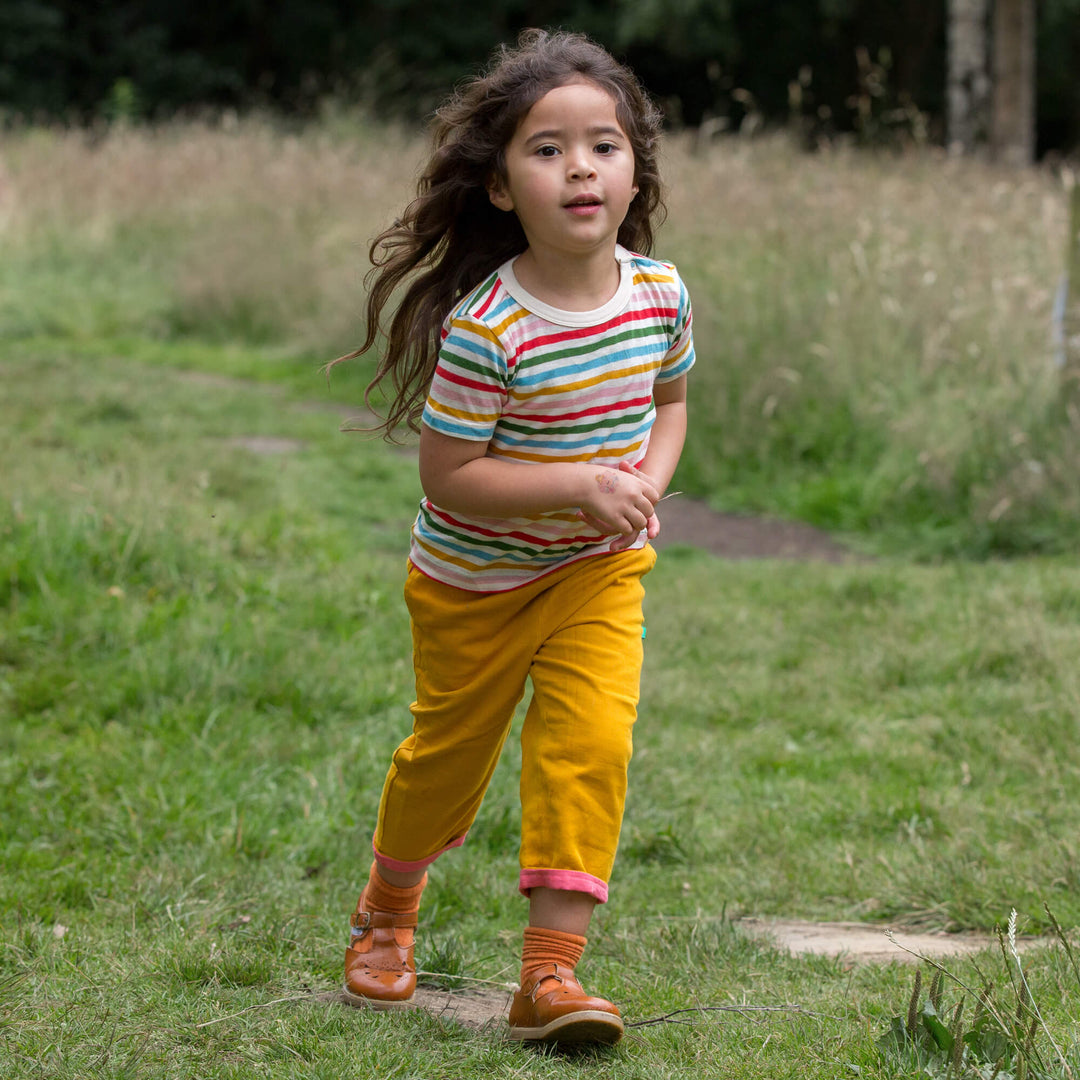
990, 0, 1035, 165
946, 0, 990, 152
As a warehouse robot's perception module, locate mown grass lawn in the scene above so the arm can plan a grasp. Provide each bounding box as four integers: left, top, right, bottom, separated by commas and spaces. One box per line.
3, 346, 1080, 1078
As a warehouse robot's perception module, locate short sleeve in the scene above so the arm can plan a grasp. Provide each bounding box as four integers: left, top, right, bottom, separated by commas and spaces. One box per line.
656, 277, 695, 383
421, 313, 510, 442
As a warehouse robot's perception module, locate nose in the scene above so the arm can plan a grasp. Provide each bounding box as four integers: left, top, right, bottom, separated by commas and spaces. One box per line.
566, 149, 597, 181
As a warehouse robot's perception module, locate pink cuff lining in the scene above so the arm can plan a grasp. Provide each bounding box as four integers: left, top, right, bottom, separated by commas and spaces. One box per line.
518, 868, 609, 904
372, 833, 467, 872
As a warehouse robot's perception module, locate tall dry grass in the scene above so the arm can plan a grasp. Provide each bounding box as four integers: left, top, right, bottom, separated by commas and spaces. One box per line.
1, 115, 1076, 553
660, 134, 1076, 552
0, 113, 422, 350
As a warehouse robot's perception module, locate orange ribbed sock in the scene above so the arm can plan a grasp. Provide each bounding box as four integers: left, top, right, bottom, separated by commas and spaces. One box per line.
520, 926, 587, 987
361, 862, 427, 914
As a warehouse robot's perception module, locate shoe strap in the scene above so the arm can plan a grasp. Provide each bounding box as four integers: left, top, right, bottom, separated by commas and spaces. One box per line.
524, 962, 573, 999
350, 909, 419, 932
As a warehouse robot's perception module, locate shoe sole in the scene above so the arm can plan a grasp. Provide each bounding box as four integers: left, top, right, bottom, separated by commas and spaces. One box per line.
341, 984, 414, 1011
509, 1010, 624, 1045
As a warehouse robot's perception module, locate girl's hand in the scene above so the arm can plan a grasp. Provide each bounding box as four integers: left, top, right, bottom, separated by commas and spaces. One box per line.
576, 462, 660, 550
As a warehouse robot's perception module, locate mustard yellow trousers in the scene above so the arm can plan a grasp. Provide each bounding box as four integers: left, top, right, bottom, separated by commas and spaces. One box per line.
372, 544, 656, 903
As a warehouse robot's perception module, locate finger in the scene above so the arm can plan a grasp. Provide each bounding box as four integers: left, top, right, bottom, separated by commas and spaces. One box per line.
636, 481, 660, 507
577, 509, 615, 535
621, 459, 659, 491
634, 494, 658, 518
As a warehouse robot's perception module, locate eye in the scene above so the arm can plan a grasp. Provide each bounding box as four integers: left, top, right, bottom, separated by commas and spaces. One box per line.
595, 142, 617, 155
535, 144, 560, 158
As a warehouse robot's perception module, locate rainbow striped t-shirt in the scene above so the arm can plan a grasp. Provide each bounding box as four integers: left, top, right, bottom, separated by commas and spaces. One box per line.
410, 245, 695, 591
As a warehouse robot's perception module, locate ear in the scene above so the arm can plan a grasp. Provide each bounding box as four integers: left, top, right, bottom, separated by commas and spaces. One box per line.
487, 175, 514, 212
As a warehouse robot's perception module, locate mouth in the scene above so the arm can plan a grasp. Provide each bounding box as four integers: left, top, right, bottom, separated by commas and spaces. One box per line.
564, 195, 603, 215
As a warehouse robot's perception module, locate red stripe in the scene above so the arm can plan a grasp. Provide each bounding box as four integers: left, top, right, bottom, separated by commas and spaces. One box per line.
517, 306, 676, 356
436, 365, 503, 393
472, 281, 500, 319
427, 504, 611, 549
503, 394, 652, 424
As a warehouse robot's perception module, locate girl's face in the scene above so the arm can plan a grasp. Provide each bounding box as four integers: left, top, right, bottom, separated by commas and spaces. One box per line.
487, 80, 638, 263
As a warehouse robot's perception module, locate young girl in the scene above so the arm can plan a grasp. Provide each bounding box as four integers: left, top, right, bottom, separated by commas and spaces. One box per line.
336, 28, 694, 1046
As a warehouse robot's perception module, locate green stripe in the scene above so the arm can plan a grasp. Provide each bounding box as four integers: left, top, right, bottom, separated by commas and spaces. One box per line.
422, 512, 581, 562
497, 407, 651, 438
516, 324, 666, 367
438, 346, 504, 382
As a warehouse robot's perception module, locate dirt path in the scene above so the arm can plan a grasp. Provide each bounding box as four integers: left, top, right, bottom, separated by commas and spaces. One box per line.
649, 497, 862, 563
735, 917, 1029, 964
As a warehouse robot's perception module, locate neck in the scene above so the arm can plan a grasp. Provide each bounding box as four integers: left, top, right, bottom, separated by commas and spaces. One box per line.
512, 246, 621, 311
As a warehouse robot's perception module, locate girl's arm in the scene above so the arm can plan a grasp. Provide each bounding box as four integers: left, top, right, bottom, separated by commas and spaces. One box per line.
418, 427, 661, 536
636, 374, 688, 493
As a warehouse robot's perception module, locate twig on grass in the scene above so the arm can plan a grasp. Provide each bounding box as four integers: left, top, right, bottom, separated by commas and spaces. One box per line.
626, 1003, 839, 1028
416, 970, 517, 991
196, 994, 315, 1028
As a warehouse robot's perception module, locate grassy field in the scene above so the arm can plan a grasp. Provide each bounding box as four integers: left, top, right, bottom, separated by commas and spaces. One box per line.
3, 117, 1080, 1077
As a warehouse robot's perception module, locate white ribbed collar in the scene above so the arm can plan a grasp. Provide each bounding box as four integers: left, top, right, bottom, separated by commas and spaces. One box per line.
498, 245, 634, 327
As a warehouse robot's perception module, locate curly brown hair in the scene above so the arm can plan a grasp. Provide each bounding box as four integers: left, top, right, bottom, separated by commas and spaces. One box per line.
334, 28, 668, 437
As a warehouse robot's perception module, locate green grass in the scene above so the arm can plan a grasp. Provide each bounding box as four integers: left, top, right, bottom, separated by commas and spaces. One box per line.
3, 117, 1080, 1076
3, 347, 1080, 1077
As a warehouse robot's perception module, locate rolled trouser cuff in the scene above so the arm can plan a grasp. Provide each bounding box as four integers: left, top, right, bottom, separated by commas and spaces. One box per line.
519, 868, 609, 904
372, 834, 467, 873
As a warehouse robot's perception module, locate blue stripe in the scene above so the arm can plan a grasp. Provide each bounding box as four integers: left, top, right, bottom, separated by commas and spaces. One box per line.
511, 341, 664, 387
422, 411, 494, 440
662, 350, 695, 379
485, 293, 520, 321
415, 518, 498, 563
491, 418, 652, 452
415, 516, 564, 565
416, 511, 601, 565
442, 331, 505, 368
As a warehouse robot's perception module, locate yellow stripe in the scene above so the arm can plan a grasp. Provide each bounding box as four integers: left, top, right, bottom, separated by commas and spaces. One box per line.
450, 306, 531, 341
413, 535, 483, 573
490, 307, 531, 336
448, 317, 502, 347
632, 270, 675, 285
426, 399, 502, 424
664, 339, 692, 366
509, 359, 661, 401
495, 442, 643, 464
416, 533, 585, 576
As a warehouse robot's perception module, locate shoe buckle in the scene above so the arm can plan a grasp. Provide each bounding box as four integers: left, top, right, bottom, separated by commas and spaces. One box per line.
350, 910, 372, 935
528, 963, 564, 1000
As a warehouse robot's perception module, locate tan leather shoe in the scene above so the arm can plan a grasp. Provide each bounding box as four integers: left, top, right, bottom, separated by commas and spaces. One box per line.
342, 896, 418, 1009
508, 963, 624, 1045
